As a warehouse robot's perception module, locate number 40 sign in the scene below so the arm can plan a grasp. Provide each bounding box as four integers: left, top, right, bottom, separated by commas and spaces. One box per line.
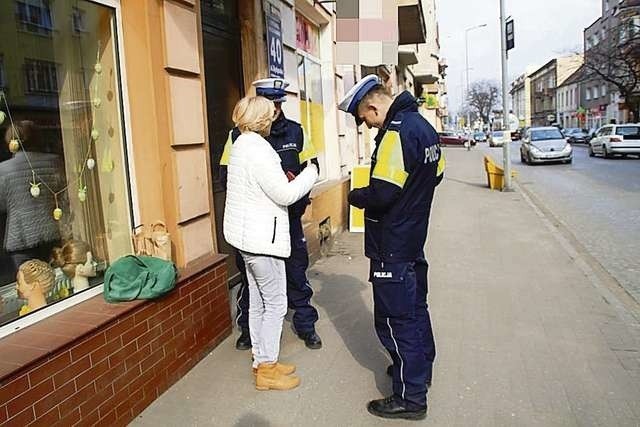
265, 4, 284, 78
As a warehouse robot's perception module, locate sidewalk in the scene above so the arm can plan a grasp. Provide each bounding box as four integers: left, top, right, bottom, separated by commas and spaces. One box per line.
132, 148, 640, 427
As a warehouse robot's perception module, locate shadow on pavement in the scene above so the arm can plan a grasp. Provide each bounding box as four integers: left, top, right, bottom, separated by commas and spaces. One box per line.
444, 176, 488, 189
233, 413, 271, 427
310, 269, 391, 397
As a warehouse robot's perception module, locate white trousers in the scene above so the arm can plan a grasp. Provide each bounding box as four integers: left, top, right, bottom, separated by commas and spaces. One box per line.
241, 252, 287, 368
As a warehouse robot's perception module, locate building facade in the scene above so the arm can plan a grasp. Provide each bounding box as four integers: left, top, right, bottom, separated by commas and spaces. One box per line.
556, 67, 584, 129
530, 55, 583, 126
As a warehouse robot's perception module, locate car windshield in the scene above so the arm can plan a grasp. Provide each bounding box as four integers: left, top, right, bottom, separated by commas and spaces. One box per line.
492, 131, 503, 136
567, 128, 581, 135
617, 126, 640, 136
531, 129, 564, 141
440, 132, 454, 136
474, 133, 484, 138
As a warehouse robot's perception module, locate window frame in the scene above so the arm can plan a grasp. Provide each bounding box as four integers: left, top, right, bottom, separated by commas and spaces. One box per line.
0, 0, 140, 339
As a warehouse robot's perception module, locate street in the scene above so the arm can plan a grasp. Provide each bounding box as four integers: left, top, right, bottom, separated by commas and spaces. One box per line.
482, 141, 640, 304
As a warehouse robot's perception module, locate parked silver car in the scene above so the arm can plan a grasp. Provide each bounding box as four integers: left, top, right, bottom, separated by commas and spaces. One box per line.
520, 127, 572, 164
588, 124, 640, 158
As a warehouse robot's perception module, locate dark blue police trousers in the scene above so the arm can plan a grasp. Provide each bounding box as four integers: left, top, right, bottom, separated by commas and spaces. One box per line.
370, 257, 435, 408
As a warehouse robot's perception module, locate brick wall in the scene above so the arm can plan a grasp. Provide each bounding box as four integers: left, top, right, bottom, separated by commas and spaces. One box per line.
0, 258, 230, 427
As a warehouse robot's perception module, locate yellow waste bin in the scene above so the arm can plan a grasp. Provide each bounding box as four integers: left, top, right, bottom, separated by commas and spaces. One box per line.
483, 156, 516, 191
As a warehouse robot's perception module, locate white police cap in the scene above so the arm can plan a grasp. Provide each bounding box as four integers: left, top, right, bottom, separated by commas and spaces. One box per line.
253, 78, 290, 102
338, 75, 382, 125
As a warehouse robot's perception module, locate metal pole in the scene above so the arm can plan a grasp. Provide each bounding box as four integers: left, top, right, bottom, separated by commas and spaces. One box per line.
465, 30, 470, 129
500, 0, 512, 191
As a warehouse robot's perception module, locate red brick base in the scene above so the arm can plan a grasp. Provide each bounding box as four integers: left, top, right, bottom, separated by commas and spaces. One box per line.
0, 257, 230, 426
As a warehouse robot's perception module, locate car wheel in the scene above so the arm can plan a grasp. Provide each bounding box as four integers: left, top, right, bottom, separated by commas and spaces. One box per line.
520, 151, 526, 163
564, 158, 572, 164
603, 145, 611, 158
588, 144, 595, 157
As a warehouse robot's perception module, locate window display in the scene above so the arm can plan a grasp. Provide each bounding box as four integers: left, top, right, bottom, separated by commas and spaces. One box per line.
0, 0, 132, 327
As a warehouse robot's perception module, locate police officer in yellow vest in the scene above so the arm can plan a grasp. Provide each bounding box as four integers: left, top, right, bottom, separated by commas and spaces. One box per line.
339, 75, 444, 420
220, 78, 322, 350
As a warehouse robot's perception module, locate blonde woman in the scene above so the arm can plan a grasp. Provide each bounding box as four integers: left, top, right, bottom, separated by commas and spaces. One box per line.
223, 96, 318, 391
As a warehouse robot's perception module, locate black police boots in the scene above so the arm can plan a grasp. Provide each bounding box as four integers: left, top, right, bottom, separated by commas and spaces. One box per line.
235, 328, 251, 350
367, 395, 427, 420
298, 331, 322, 349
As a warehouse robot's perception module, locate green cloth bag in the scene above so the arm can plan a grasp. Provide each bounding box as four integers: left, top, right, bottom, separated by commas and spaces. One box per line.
104, 255, 177, 303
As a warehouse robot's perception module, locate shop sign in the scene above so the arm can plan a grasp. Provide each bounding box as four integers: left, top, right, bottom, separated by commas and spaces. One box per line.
265, 4, 284, 78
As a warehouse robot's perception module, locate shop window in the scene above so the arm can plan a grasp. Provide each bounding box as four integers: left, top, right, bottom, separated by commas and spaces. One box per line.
297, 53, 326, 181
15, 0, 54, 35
296, 13, 325, 181
0, 0, 132, 329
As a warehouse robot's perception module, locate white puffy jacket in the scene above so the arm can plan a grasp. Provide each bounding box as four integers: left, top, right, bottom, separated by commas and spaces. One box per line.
223, 131, 318, 258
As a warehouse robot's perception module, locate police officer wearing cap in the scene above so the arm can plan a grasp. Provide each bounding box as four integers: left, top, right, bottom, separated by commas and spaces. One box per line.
339, 75, 444, 420
220, 78, 322, 351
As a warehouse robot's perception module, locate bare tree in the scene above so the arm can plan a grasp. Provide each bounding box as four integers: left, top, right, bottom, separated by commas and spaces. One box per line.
582, 9, 640, 120
467, 80, 501, 124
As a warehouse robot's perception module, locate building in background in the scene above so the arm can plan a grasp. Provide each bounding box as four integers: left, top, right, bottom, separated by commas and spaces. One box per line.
530, 54, 583, 126
408, 0, 448, 131
556, 66, 584, 129
510, 65, 536, 128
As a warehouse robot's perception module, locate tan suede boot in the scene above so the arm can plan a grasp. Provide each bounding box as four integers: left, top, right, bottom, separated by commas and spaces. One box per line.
255, 362, 300, 391
252, 362, 296, 376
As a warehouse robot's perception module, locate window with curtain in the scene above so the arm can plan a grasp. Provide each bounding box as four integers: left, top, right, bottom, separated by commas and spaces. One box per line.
0, 0, 132, 326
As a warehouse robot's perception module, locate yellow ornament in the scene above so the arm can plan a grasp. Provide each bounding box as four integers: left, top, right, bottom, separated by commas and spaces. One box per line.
93, 98, 102, 108
0, 111, 5, 125
91, 129, 99, 141
94, 63, 102, 74
30, 182, 41, 198
78, 186, 87, 202
9, 139, 20, 153
53, 208, 63, 221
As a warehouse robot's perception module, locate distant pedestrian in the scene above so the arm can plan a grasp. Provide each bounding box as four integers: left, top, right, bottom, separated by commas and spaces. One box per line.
223, 96, 318, 391
339, 75, 444, 420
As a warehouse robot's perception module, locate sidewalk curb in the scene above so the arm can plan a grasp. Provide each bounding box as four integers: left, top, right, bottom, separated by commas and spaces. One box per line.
513, 177, 640, 325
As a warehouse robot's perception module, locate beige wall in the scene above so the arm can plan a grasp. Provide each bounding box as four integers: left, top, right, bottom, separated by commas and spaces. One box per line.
121, 0, 215, 268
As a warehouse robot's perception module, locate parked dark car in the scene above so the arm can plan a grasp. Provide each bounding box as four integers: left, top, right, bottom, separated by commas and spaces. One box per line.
439, 132, 476, 146
565, 128, 589, 144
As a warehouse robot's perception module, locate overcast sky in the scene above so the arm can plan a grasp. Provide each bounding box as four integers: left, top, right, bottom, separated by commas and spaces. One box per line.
437, 0, 602, 117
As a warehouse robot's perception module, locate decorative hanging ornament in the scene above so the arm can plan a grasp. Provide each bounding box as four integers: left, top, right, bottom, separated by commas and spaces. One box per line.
78, 186, 87, 203
0, 111, 5, 125
94, 63, 102, 74
87, 158, 96, 170
30, 182, 41, 198
91, 129, 99, 141
93, 98, 102, 108
9, 139, 20, 153
53, 208, 63, 221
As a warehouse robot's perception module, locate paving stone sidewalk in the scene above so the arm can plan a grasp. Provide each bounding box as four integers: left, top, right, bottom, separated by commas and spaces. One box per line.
133, 148, 640, 427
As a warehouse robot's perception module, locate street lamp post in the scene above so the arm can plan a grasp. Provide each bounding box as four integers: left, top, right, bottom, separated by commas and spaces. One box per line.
465, 23, 487, 129
499, 0, 512, 191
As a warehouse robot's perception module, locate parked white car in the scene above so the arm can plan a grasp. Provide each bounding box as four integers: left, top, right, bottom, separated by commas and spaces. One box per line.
489, 131, 505, 147
588, 124, 640, 158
